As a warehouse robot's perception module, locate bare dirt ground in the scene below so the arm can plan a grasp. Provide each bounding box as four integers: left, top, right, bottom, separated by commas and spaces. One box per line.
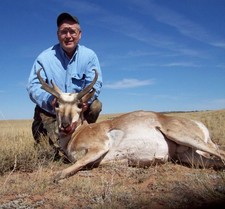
0, 162, 225, 209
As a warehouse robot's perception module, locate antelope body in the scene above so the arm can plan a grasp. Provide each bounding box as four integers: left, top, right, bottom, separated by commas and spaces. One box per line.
37, 69, 225, 182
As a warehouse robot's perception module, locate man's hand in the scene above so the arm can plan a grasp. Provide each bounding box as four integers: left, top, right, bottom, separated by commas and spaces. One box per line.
82, 102, 88, 112
51, 97, 58, 108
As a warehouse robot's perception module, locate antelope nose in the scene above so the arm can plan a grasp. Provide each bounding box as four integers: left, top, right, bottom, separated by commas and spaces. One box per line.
62, 122, 70, 129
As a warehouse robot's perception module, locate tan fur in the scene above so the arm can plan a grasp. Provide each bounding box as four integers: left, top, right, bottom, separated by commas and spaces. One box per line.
37, 69, 225, 183
52, 111, 225, 182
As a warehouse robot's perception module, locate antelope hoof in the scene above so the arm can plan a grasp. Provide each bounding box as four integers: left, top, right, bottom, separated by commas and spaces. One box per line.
53, 171, 65, 183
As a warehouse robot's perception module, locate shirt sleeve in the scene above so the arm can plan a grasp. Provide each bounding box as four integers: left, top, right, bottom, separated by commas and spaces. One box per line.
84, 52, 103, 103
26, 60, 55, 114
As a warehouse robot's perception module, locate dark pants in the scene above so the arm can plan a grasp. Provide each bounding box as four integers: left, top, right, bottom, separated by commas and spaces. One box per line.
32, 99, 102, 146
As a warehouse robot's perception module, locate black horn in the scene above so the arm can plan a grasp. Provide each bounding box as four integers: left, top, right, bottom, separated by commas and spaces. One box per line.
77, 69, 98, 100
37, 68, 61, 98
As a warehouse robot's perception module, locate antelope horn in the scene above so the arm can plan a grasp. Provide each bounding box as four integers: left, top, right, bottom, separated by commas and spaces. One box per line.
37, 68, 61, 98
77, 69, 98, 100
80, 88, 96, 103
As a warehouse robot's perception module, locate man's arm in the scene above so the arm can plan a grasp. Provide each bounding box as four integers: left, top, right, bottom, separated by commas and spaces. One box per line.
84, 53, 103, 103
26, 61, 55, 114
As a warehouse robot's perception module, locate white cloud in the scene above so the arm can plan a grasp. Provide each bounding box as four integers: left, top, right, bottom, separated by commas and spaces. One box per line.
130, 0, 225, 49
105, 78, 154, 89
210, 42, 225, 49
127, 50, 160, 57
216, 64, 225, 69
161, 62, 200, 67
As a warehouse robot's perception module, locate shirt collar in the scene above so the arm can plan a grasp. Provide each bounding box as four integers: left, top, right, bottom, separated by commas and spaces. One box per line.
59, 44, 79, 61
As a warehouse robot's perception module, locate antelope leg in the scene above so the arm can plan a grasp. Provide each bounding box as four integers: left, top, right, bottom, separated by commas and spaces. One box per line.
157, 126, 225, 160
54, 147, 109, 182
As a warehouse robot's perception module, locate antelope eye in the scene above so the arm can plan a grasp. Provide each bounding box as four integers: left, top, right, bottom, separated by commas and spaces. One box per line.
77, 103, 83, 109
55, 101, 59, 108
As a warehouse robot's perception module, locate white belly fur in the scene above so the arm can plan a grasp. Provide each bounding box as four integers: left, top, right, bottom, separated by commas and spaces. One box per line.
193, 120, 210, 143
102, 125, 169, 164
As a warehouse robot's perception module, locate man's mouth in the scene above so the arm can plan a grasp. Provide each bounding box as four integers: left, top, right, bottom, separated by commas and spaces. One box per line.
64, 40, 73, 45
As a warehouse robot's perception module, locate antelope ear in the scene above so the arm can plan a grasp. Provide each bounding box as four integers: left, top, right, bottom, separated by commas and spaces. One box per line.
80, 88, 96, 103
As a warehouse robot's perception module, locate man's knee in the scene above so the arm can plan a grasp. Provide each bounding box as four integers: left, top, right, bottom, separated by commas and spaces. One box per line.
32, 105, 58, 144
90, 99, 102, 112
32, 120, 47, 143
32, 106, 47, 143
84, 99, 102, 123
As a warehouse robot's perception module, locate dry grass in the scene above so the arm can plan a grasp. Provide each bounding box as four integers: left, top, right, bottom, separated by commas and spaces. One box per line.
0, 110, 225, 208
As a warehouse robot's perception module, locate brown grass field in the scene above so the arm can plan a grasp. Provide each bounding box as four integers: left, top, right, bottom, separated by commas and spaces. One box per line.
0, 109, 225, 209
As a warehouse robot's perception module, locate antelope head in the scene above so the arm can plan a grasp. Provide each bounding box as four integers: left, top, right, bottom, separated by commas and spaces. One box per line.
37, 68, 98, 135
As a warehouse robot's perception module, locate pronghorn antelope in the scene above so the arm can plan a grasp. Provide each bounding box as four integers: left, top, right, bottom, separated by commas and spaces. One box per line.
37, 69, 225, 182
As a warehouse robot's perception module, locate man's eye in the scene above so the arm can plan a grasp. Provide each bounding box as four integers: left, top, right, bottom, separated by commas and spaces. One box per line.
69, 30, 76, 35
60, 30, 67, 35
59, 29, 79, 37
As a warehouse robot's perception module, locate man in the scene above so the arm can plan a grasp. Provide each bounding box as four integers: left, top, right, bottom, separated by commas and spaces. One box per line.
27, 13, 102, 157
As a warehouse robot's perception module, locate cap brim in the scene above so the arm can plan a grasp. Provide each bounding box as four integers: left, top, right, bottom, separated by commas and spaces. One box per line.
57, 12, 79, 26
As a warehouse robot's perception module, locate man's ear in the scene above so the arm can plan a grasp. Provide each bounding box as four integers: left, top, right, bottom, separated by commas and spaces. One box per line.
80, 88, 96, 103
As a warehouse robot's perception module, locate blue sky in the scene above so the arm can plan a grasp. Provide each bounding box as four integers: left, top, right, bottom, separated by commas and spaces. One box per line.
0, 0, 225, 120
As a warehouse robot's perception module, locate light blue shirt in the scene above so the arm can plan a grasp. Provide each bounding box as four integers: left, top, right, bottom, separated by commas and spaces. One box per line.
27, 44, 102, 114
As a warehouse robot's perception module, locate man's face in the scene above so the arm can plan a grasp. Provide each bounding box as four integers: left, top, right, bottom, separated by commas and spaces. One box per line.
57, 20, 81, 58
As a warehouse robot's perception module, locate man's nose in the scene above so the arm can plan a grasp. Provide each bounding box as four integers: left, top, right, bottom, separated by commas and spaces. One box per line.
65, 31, 72, 37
